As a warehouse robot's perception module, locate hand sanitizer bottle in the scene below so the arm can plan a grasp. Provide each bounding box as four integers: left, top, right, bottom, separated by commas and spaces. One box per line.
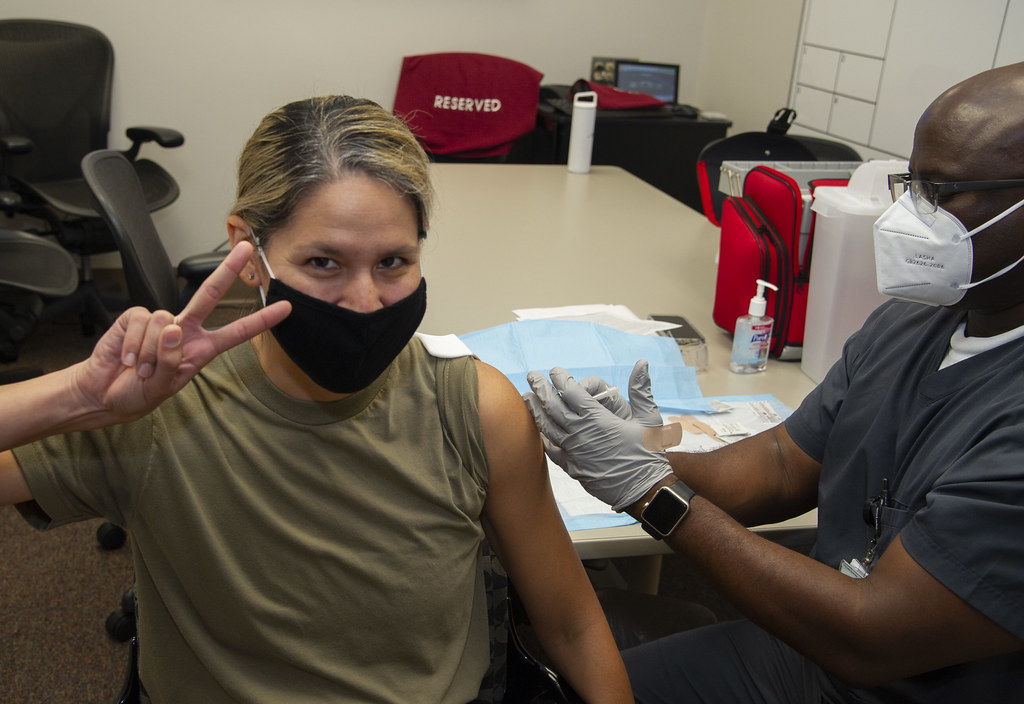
730, 279, 779, 374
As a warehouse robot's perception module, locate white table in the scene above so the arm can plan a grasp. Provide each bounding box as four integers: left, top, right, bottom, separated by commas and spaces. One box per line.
421, 164, 818, 563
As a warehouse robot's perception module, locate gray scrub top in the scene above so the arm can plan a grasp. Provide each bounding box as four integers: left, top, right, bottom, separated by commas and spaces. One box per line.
786, 300, 1024, 700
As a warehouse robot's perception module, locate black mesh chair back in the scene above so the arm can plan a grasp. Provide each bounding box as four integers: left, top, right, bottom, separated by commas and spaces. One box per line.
82, 149, 225, 316
0, 20, 112, 184
0, 19, 180, 225
81, 150, 180, 312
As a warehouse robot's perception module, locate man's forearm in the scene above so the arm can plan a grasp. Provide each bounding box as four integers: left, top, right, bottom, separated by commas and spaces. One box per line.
634, 492, 879, 682
628, 479, 1023, 688
666, 423, 820, 527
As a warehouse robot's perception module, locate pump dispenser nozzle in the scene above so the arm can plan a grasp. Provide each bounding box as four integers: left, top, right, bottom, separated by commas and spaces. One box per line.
748, 279, 779, 316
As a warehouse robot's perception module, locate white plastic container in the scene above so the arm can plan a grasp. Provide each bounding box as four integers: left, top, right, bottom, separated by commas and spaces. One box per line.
801, 159, 908, 383
567, 91, 597, 174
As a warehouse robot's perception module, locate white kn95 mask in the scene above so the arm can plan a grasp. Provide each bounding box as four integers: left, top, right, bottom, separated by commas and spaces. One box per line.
873, 191, 1024, 306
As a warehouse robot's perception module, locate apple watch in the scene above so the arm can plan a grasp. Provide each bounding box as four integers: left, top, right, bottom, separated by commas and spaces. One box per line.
640, 481, 695, 539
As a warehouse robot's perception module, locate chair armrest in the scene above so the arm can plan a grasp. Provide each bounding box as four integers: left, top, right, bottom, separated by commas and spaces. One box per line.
0, 134, 33, 194
123, 126, 185, 160
0, 190, 21, 210
177, 251, 227, 304
0, 133, 34, 155
177, 251, 223, 283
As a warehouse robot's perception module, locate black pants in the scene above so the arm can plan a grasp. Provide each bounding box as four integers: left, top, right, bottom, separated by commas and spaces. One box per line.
623, 618, 1024, 704
623, 619, 870, 704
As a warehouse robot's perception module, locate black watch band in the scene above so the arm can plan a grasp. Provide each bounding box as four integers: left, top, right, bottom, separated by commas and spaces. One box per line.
640, 481, 695, 540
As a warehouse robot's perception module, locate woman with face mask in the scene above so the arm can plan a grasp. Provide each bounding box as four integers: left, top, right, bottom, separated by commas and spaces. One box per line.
0, 96, 632, 703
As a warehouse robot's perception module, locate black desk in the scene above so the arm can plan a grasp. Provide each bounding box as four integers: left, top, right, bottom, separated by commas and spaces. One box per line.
512, 104, 731, 212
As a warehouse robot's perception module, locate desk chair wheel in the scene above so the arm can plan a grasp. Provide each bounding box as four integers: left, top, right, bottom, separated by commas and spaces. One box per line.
106, 586, 137, 643
106, 609, 136, 643
97, 521, 127, 550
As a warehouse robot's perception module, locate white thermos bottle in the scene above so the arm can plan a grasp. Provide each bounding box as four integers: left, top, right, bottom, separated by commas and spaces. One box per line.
567, 91, 597, 174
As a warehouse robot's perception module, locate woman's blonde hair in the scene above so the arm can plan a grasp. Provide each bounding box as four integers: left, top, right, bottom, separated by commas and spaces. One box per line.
231, 95, 433, 243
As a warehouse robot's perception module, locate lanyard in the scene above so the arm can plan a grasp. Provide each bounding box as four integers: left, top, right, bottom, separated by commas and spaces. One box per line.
860, 477, 891, 569
841, 477, 892, 579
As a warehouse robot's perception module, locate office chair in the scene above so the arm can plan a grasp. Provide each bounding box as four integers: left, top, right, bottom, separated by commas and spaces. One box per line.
80, 149, 223, 314
695, 107, 861, 226
393, 52, 544, 161
0, 228, 79, 364
0, 19, 185, 334
80, 148, 223, 554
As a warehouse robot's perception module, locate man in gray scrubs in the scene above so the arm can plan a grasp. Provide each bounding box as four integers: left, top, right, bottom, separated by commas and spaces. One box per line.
525, 62, 1024, 703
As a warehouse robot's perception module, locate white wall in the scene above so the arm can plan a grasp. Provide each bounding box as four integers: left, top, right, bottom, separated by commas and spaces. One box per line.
695, 0, 805, 134
7, 0, 806, 264
788, 0, 1024, 161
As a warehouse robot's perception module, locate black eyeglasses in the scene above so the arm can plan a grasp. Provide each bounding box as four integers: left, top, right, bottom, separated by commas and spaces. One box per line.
888, 172, 1024, 214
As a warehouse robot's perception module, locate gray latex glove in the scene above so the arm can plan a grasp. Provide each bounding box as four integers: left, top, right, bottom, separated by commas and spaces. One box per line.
523, 361, 674, 511
535, 360, 665, 470
537, 361, 658, 470
578, 360, 663, 425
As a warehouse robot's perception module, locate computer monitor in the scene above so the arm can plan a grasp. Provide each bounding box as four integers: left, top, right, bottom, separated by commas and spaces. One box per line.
615, 61, 680, 104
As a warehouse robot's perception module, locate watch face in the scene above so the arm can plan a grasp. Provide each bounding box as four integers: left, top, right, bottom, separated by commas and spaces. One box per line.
645, 490, 687, 532
641, 484, 693, 538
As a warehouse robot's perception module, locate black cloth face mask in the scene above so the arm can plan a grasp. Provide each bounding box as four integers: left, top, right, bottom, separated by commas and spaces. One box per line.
258, 248, 427, 393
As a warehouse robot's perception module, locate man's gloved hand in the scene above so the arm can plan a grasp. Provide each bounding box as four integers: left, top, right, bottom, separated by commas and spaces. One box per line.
523, 360, 674, 512
578, 360, 664, 426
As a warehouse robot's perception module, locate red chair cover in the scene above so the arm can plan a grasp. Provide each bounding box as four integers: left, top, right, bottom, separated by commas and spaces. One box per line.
393, 52, 543, 158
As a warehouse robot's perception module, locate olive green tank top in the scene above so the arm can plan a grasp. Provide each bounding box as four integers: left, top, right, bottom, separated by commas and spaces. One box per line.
16, 338, 491, 702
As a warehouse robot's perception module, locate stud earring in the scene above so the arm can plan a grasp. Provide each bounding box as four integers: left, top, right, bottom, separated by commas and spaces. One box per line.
247, 272, 255, 281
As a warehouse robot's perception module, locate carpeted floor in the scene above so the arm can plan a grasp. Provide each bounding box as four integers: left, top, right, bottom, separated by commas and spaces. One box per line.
1, 307, 135, 704
1, 509, 134, 703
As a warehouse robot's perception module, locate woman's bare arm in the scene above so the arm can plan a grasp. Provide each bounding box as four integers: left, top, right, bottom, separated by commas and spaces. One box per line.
0, 241, 289, 506
476, 361, 632, 703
